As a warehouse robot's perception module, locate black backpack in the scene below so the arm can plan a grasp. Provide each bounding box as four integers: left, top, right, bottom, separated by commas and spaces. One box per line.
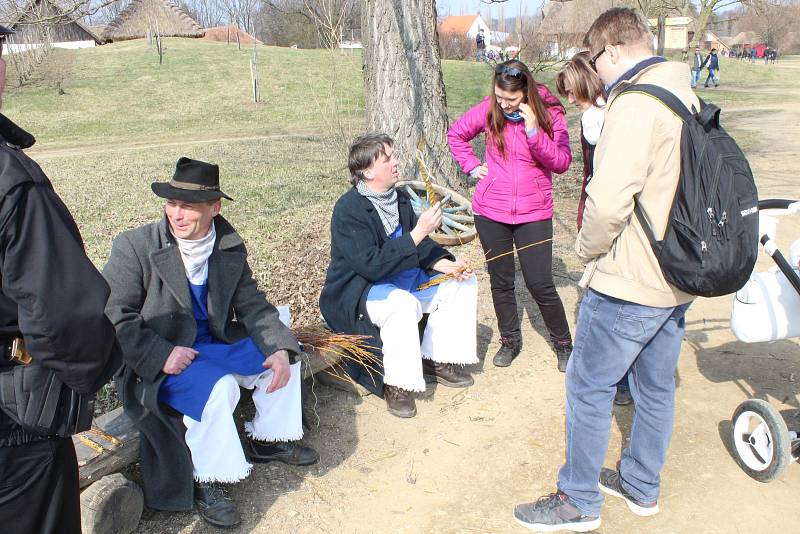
616, 84, 759, 297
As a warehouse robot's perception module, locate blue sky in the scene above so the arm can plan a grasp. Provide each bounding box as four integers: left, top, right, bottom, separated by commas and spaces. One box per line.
437, 0, 546, 19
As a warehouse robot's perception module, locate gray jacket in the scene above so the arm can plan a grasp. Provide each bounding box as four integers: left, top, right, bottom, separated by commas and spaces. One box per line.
692, 51, 705, 70
103, 214, 299, 510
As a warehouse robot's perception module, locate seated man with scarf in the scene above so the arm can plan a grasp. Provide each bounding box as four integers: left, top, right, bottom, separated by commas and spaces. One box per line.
103, 157, 319, 529
320, 133, 478, 418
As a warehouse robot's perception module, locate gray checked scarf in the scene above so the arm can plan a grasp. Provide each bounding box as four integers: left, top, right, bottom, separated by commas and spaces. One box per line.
356, 181, 400, 236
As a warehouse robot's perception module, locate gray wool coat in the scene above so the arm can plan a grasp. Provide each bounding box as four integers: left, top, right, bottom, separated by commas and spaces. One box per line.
103, 214, 300, 511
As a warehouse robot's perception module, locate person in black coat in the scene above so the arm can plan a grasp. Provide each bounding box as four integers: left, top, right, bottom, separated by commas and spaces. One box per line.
0, 26, 121, 534
320, 133, 478, 418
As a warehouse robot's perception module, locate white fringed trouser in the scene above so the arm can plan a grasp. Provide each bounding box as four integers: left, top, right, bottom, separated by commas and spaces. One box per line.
365, 275, 478, 392
183, 361, 303, 483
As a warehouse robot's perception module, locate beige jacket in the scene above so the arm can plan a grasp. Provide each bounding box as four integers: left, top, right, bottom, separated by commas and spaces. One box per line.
577, 60, 699, 307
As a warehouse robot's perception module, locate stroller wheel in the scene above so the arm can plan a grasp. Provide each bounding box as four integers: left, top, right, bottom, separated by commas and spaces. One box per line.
731, 399, 793, 482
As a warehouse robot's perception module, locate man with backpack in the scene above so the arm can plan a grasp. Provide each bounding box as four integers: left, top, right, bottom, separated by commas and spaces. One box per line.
513, 8, 700, 531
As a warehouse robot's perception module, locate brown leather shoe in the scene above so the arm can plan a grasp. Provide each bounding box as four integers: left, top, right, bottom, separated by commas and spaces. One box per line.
422, 360, 474, 388
383, 385, 417, 418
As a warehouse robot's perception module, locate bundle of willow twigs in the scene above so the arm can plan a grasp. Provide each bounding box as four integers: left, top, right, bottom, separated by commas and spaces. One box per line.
294, 326, 383, 387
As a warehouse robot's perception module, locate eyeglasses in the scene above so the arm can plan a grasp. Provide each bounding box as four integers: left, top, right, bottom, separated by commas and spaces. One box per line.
589, 48, 605, 72
495, 64, 523, 79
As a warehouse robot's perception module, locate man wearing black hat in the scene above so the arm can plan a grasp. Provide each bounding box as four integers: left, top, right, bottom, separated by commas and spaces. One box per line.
103, 157, 319, 528
0, 25, 122, 534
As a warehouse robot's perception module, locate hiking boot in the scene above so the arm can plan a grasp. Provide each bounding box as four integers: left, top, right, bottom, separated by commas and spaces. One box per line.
598, 468, 659, 516
554, 340, 573, 373
383, 385, 417, 418
513, 490, 601, 532
194, 482, 241, 529
492, 336, 522, 367
247, 439, 320, 466
422, 360, 474, 388
614, 389, 633, 406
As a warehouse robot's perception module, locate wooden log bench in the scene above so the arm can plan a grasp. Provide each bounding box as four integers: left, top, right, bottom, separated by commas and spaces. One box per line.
74, 347, 348, 534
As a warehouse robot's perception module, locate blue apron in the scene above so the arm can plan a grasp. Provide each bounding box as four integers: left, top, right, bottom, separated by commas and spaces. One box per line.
158, 281, 268, 421
367, 226, 439, 303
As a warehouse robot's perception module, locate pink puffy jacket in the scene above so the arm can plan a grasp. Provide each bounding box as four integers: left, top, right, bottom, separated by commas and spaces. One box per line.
448, 86, 572, 225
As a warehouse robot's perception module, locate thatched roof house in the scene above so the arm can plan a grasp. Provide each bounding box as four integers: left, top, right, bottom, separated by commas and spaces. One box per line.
730, 31, 763, 46
2, 0, 103, 51
202, 25, 262, 45
539, 0, 613, 58
102, 0, 203, 42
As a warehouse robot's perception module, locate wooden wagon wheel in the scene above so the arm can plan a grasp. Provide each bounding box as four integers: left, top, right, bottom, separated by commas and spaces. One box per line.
396, 180, 477, 246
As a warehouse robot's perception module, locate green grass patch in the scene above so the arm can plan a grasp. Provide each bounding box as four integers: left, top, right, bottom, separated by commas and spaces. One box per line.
3, 42, 798, 318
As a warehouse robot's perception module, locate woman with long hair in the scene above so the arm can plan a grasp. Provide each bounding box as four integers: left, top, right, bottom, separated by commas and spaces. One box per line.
448, 60, 573, 371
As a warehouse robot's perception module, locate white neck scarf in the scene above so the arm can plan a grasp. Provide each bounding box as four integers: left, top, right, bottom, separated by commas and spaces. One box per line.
172, 224, 216, 285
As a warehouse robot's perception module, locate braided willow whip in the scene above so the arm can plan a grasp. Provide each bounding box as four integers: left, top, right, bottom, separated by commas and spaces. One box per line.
415, 237, 554, 291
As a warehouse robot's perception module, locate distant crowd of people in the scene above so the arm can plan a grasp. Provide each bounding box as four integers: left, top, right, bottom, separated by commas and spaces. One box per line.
735, 46, 779, 63
474, 28, 520, 64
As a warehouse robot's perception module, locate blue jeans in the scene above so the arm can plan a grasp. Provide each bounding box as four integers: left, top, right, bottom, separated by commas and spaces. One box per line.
557, 289, 691, 516
691, 68, 700, 88
704, 68, 719, 86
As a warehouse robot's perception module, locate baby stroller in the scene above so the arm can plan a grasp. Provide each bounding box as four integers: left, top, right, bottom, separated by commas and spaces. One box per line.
729, 199, 800, 482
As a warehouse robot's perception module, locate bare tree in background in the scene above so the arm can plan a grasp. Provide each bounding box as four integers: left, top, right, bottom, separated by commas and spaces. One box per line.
261, 0, 357, 48
177, 0, 226, 27
220, 0, 260, 33
362, 0, 461, 189
736, 0, 797, 48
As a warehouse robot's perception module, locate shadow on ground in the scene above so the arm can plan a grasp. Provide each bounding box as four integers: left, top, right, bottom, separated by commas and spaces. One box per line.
134, 372, 362, 533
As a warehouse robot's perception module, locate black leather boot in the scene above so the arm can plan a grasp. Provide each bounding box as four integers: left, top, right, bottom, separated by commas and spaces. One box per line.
493, 335, 522, 367
554, 339, 573, 373
247, 439, 320, 466
194, 482, 241, 528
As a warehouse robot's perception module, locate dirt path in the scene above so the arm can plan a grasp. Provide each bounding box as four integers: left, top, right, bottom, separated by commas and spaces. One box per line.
134, 69, 800, 534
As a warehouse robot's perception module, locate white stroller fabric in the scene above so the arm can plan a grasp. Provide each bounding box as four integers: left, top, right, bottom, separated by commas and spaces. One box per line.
731, 249, 800, 343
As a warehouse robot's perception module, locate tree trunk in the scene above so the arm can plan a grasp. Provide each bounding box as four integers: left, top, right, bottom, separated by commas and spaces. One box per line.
690, 0, 716, 48
362, 0, 463, 190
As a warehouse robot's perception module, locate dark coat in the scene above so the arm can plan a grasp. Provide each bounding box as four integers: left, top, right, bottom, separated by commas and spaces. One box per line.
319, 187, 452, 395
103, 215, 300, 511
0, 115, 121, 447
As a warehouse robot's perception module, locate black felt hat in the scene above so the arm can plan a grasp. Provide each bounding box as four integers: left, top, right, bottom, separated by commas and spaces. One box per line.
151, 157, 233, 202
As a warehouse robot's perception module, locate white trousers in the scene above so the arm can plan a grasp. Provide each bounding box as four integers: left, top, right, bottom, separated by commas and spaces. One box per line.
365, 276, 478, 392
183, 361, 303, 483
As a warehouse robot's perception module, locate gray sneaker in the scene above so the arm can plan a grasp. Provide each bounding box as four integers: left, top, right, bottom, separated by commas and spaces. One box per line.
513, 491, 601, 532
598, 468, 659, 516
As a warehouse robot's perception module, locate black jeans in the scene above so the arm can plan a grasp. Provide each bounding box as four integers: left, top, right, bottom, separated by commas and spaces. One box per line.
474, 215, 571, 344
0, 437, 81, 534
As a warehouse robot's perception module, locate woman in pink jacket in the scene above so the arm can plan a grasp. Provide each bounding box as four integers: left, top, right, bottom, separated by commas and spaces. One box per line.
448, 60, 573, 371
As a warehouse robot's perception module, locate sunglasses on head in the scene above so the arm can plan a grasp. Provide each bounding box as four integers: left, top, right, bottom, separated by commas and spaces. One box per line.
495, 64, 523, 79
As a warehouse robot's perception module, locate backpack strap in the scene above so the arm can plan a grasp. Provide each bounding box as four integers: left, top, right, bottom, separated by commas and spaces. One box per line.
616, 83, 694, 122
615, 84, 694, 247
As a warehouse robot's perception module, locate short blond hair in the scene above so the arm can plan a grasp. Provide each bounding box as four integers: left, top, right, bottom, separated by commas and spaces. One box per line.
583, 7, 653, 55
